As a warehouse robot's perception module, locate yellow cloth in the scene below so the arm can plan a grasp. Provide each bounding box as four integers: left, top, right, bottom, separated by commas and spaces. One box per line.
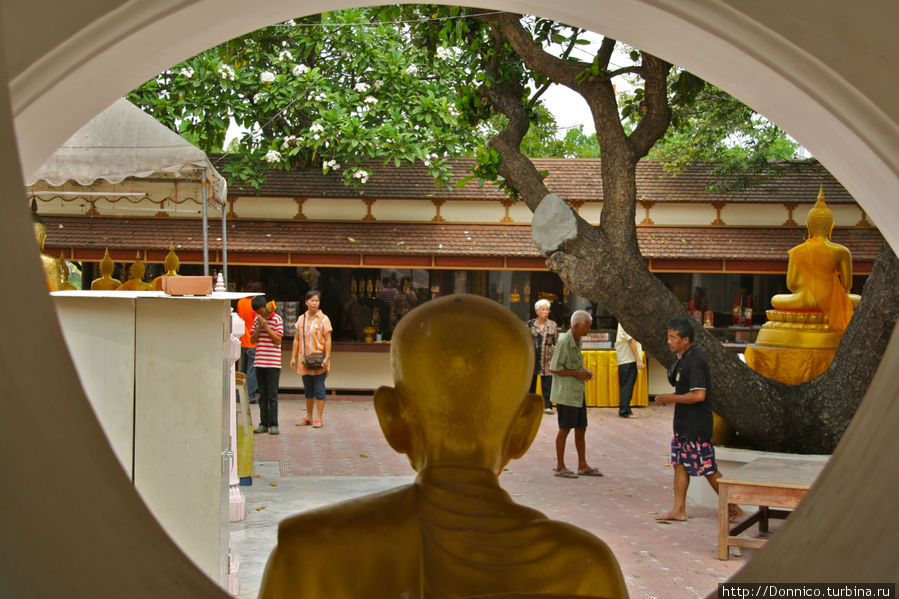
578, 350, 649, 408
744, 344, 836, 385
789, 238, 854, 333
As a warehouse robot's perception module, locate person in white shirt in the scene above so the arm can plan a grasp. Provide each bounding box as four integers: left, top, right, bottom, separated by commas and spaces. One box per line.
614, 324, 644, 418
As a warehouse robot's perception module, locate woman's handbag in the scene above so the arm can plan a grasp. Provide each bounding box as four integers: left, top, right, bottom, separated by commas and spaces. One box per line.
301, 314, 325, 369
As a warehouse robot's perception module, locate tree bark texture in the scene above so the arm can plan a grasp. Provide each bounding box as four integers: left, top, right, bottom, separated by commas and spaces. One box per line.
482, 15, 899, 453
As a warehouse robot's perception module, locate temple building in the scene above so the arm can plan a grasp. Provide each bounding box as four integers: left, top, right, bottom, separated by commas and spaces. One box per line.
35, 157, 883, 390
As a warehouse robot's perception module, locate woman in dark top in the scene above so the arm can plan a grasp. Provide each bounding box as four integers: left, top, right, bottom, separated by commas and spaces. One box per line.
527, 298, 559, 414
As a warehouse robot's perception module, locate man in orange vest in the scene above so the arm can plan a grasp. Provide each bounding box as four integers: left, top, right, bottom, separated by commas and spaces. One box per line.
236, 281, 263, 403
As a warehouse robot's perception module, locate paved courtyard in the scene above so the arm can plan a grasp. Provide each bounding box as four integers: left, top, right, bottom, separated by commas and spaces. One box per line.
231, 394, 769, 598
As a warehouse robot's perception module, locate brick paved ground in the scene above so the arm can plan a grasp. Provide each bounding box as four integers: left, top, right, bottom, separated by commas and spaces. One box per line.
239, 393, 771, 598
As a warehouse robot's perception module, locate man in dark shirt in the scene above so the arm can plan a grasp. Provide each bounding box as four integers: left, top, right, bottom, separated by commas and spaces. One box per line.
655, 318, 742, 522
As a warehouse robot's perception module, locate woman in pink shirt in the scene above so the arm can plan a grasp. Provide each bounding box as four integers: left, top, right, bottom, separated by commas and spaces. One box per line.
290, 290, 333, 428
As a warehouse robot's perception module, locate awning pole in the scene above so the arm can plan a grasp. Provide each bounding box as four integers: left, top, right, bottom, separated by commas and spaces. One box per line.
221, 195, 228, 289
201, 170, 209, 276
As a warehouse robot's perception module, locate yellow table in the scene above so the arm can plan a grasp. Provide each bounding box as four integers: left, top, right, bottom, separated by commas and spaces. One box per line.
581, 350, 649, 408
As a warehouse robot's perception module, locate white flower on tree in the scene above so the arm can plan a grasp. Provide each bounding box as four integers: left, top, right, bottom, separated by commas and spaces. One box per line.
292, 64, 310, 76
278, 50, 292, 62
405, 64, 418, 76
354, 82, 370, 93
352, 170, 370, 184
179, 66, 195, 78
218, 65, 235, 81
322, 159, 340, 171
309, 123, 325, 134
264, 149, 282, 163
253, 93, 265, 104
282, 135, 299, 147
436, 47, 452, 60
363, 96, 378, 105
374, 79, 384, 89
312, 93, 327, 102
260, 71, 276, 83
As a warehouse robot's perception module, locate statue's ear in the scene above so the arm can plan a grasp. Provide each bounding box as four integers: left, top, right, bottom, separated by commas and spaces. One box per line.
502, 393, 543, 463
373, 386, 413, 457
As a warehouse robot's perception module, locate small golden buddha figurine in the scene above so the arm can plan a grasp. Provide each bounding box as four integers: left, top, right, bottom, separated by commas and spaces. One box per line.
90, 249, 122, 290
151, 243, 181, 290
756, 188, 860, 349
56, 252, 77, 291
117, 252, 153, 291
509, 285, 521, 303
259, 294, 627, 599
31, 202, 63, 291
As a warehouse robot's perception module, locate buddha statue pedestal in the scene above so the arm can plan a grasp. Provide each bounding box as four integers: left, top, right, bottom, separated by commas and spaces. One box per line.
749, 310, 837, 384
756, 309, 842, 350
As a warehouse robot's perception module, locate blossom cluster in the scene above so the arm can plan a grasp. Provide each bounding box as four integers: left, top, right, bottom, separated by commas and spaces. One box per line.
322, 159, 340, 171
264, 149, 282, 163
405, 64, 418, 76
260, 71, 276, 83
436, 47, 452, 60
218, 65, 235, 81
179, 66, 195, 78
353, 170, 370, 184
292, 64, 310, 76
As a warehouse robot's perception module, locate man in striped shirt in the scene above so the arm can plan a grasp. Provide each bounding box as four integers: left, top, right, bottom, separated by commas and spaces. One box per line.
251, 295, 283, 435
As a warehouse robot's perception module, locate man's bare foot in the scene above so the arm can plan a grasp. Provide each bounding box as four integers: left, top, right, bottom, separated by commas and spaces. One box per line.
728, 506, 744, 522
655, 511, 687, 522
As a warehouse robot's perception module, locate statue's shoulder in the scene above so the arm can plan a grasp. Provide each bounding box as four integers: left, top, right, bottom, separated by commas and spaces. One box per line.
261, 485, 421, 598
277, 484, 418, 546
527, 518, 627, 597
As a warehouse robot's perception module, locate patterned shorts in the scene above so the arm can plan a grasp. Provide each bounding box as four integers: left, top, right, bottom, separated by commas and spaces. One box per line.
670, 434, 718, 477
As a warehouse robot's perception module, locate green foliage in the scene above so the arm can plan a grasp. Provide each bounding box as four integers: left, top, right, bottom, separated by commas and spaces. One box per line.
634, 81, 808, 190
127, 9, 487, 191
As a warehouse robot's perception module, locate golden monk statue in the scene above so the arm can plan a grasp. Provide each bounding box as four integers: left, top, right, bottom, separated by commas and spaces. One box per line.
151, 243, 181, 290
31, 203, 63, 291
756, 188, 859, 349
90, 249, 122, 291
117, 252, 153, 291
56, 252, 77, 290
259, 294, 627, 599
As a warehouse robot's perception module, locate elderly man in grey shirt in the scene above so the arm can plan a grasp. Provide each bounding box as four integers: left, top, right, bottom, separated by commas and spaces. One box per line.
549, 310, 603, 479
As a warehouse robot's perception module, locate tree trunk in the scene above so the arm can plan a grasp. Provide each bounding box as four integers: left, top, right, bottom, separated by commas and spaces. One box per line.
481, 14, 899, 454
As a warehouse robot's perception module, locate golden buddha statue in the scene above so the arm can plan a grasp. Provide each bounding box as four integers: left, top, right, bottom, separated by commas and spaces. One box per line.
90, 249, 122, 291
756, 188, 859, 349
117, 252, 153, 291
31, 204, 63, 291
56, 252, 77, 291
151, 243, 181, 290
259, 294, 627, 599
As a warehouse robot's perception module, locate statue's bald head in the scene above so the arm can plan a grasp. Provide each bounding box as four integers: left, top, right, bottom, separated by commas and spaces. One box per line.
377, 294, 541, 472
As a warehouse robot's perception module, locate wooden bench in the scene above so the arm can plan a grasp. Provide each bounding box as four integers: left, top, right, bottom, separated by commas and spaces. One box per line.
718, 457, 825, 560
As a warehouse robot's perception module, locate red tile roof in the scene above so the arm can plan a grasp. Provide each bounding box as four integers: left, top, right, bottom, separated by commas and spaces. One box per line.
44, 216, 883, 263
217, 156, 855, 205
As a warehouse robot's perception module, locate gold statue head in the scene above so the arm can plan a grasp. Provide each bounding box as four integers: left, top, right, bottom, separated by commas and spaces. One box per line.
99, 248, 115, 277
130, 252, 146, 281
807, 186, 834, 239
374, 294, 542, 475
164, 243, 180, 273
57, 252, 68, 282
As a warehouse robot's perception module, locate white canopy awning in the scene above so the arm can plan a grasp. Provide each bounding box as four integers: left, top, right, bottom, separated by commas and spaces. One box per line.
25, 98, 226, 206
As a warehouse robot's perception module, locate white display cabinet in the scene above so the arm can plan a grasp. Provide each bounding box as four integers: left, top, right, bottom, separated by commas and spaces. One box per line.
52, 290, 245, 586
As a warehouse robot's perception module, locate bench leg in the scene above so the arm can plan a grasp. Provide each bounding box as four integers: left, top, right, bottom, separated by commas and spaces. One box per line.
718, 484, 730, 560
